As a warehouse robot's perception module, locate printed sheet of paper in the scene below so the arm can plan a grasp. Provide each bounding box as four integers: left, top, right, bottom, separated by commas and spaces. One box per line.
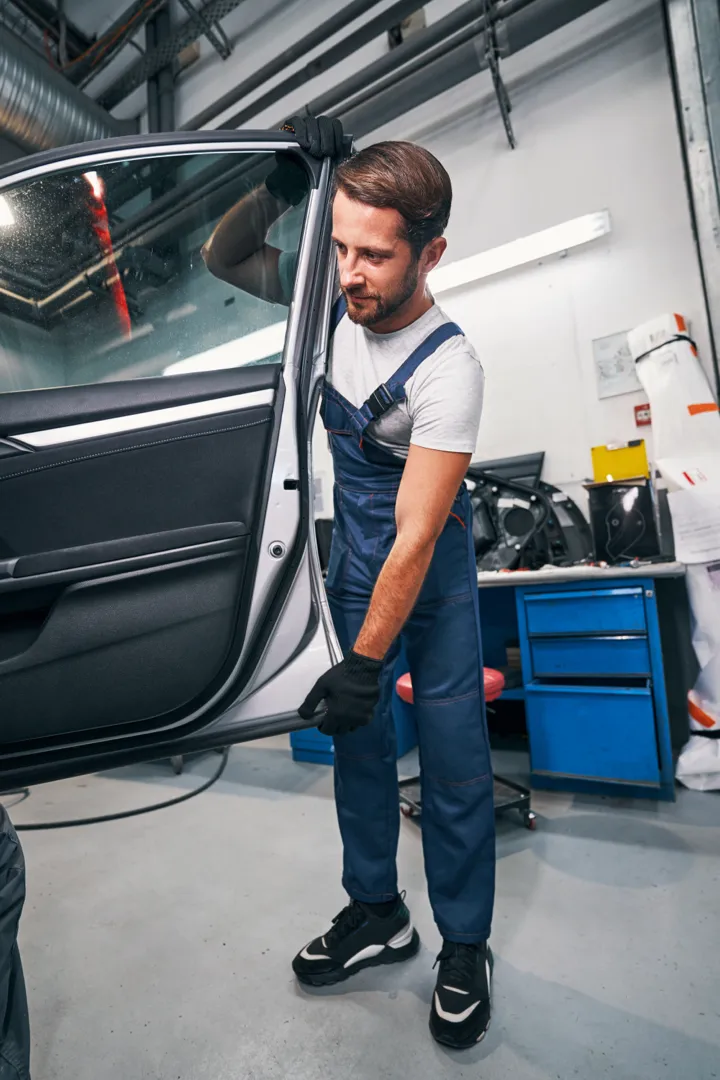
593, 331, 642, 399
668, 487, 720, 564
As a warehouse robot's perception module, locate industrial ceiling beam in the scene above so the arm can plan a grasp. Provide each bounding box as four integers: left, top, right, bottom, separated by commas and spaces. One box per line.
213, 0, 434, 131
65, 0, 168, 87
270, 0, 533, 134
304, 0, 538, 128
182, 0, 384, 131
175, 0, 232, 61
98, 0, 249, 110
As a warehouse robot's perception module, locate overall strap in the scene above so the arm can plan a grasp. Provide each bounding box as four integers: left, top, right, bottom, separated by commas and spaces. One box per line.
355, 321, 463, 427
329, 295, 347, 336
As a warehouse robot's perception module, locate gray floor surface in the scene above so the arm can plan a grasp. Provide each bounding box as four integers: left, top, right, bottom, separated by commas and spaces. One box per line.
8, 737, 720, 1080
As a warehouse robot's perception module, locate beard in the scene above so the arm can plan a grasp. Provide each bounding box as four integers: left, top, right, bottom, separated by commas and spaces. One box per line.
343, 260, 419, 328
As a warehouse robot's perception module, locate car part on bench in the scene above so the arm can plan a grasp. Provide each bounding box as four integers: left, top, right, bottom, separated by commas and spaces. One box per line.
467, 452, 592, 571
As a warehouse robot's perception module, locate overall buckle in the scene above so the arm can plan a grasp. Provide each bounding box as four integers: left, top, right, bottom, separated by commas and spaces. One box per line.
366, 384, 394, 419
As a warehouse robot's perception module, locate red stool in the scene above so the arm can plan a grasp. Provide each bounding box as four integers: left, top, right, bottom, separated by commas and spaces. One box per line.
396, 667, 505, 705
396, 667, 536, 830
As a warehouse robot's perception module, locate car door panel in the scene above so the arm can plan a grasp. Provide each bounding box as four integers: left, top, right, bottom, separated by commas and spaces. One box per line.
0, 403, 274, 556
0, 135, 339, 788
0, 554, 244, 745
0, 389, 275, 746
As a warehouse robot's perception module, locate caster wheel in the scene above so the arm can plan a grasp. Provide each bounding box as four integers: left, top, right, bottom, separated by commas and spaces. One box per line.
524, 811, 537, 831
170, 755, 184, 775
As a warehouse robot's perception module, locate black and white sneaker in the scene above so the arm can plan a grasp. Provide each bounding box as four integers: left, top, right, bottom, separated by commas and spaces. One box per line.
292, 897, 420, 987
429, 941, 493, 1049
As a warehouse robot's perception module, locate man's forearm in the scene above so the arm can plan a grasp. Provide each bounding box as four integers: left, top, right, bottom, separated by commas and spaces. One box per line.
202, 183, 285, 273
354, 535, 436, 661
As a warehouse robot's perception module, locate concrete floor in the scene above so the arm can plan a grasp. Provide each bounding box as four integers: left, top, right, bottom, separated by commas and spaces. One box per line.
8, 737, 720, 1080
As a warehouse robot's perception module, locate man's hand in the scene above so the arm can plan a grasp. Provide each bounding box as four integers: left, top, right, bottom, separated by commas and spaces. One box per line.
298, 649, 383, 737
266, 115, 346, 207
282, 115, 345, 159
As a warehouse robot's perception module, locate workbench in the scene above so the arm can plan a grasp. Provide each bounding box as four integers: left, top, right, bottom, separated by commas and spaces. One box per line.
477, 562, 691, 801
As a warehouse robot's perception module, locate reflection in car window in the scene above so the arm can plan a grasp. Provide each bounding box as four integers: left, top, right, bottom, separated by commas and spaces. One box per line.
0, 151, 309, 391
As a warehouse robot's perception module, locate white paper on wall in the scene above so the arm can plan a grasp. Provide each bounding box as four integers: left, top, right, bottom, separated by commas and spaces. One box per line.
592, 331, 642, 399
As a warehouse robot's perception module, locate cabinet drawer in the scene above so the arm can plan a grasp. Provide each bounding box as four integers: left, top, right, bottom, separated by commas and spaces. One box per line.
529, 635, 651, 678
525, 685, 660, 784
524, 587, 646, 637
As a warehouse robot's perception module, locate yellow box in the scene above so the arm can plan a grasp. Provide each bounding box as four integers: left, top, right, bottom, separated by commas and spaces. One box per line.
591, 440, 649, 483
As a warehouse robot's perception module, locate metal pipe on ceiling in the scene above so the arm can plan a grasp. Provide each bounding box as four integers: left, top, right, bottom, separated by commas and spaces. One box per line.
306, 0, 537, 122
337, 0, 611, 138
185, 0, 424, 132
182, 0, 385, 131
203, 0, 609, 145
211, 0, 506, 133
0, 26, 131, 153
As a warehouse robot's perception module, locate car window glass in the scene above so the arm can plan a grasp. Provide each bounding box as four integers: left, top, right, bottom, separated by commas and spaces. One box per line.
0, 149, 309, 391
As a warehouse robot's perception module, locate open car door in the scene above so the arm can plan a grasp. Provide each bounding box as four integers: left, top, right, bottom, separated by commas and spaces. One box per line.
0, 132, 339, 791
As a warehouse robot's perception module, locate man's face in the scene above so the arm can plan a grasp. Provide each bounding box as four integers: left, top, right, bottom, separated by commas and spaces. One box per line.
331, 189, 420, 328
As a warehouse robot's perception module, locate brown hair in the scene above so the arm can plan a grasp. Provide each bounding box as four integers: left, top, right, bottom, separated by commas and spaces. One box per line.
335, 141, 452, 257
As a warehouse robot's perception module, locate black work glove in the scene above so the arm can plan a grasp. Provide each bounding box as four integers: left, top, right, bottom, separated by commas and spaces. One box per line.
298, 648, 384, 737
266, 115, 345, 207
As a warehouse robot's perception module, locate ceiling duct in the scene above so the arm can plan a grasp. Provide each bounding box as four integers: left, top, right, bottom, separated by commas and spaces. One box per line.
0, 27, 131, 154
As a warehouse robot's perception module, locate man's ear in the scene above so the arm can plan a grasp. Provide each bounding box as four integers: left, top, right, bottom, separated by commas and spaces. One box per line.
421, 236, 447, 275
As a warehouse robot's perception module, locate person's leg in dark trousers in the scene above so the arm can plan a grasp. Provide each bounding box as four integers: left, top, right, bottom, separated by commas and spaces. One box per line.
328, 590, 402, 904
0, 807, 30, 1079
402, 503, 496, 944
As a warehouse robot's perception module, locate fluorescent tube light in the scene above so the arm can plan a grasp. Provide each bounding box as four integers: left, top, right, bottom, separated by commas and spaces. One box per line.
163, 319, 287, 375
429, 210, 611, 295
0, 195, 15, 227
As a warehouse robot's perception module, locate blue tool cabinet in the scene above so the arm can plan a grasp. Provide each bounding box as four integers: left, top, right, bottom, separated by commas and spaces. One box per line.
516, 578, 678, 800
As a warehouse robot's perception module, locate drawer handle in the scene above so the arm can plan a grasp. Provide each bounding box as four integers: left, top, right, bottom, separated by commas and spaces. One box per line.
528, 632, 648, 641
526, 587, 643, 602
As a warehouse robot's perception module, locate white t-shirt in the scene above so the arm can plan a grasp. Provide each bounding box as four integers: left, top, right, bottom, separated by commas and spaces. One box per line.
328, 302, 484, 459
278, 251, 484, 458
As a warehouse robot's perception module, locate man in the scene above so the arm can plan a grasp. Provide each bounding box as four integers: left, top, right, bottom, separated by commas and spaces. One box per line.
203, 116, 495, 1050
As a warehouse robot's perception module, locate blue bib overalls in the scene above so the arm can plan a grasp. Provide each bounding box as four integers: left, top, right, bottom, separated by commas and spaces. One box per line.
320, 299, 495, 943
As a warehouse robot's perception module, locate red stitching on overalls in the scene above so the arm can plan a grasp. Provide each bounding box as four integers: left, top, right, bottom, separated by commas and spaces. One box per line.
449, 511, 466, 529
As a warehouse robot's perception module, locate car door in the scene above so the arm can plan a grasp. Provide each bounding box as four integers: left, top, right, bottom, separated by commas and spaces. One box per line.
0, 132, 339, 791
